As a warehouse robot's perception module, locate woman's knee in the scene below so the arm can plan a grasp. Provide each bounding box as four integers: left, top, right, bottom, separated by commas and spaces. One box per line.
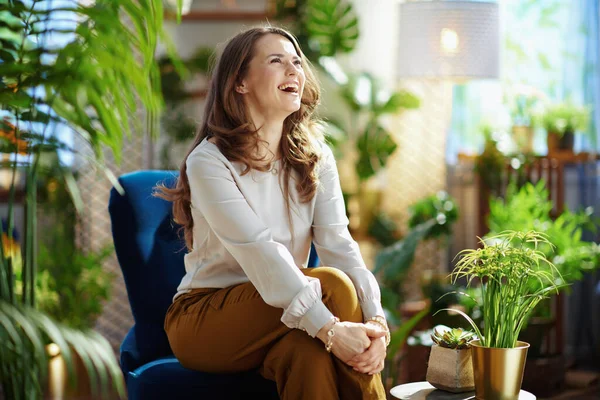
304, 267, 363, 322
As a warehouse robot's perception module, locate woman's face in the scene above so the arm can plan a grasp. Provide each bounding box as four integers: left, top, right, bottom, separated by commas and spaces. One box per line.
237, 33, 306, 121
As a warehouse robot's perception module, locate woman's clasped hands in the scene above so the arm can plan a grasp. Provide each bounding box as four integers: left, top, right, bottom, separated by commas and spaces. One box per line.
316, 320, 388, 375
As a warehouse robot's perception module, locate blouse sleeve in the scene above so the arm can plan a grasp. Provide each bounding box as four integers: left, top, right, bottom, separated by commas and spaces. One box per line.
186, 149, 334, 337
311, 143, 386, 321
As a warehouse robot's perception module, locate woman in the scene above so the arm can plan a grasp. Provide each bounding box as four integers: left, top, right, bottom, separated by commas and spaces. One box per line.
159, 26, 389, 399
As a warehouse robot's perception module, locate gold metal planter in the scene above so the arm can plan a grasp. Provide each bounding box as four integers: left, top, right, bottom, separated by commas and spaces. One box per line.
470, 340, 530, 400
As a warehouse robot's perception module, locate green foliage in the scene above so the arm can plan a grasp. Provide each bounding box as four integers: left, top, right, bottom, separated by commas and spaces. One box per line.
503, 85, 547, 128
326, 72, 420, 182
383, 305, 430, 390
488, 180, 600, 290
374, 220, 436, 283
475, 126, 505, 195
304, 0, 359, 57
374, 192, 458, 309
408, 191, 458, 240
157, 47, 213, 167
443, 231, 562, 348
431, 326, 476, 349
0, 300, 124, 400
367, 212, 398, 247
158, 47, 214, 105
539, 101, 591, 136
37, 242, 114, 331
475, 126, 506, 195
0, 1, 180, 398
373, 193, 458, 389
274, 0, 359, 61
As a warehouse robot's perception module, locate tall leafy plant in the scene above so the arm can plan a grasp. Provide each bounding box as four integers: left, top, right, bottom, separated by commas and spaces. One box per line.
0, 1, 181, 398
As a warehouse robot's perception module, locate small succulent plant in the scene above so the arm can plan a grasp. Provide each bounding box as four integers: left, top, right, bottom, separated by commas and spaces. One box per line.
431, 327, 476, 349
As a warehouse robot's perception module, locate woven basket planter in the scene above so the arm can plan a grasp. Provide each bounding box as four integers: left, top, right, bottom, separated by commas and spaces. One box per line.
426, 345, 474, 393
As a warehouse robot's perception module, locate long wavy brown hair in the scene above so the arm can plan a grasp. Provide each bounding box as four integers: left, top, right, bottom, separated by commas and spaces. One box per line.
155, 26, 324, 250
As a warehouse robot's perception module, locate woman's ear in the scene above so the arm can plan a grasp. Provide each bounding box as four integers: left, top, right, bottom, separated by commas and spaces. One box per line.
236, 81, 248, 94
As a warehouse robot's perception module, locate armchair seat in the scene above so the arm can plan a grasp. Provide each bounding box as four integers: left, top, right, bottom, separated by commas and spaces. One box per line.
127, 355, 277, 400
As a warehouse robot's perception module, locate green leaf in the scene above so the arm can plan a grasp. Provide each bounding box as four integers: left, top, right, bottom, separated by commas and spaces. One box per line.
377, 90, 421, 114
305, 0, 359, 57
537, 53, 552, 71
355, 120, 397, 181
434, 308, 483, 344
387, 306, 430, 360
374, 219, 436, 279
0, 90, 34, 108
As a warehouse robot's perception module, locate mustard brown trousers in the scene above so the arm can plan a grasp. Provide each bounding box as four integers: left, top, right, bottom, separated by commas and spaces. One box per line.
164, 267, 386, 400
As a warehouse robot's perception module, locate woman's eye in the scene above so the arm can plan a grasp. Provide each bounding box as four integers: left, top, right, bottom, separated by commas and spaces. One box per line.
294, 60, 302, 66
271, 58, 282, 63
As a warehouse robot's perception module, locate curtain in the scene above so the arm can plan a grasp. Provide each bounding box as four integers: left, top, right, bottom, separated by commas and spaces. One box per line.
563, 0, 600, 363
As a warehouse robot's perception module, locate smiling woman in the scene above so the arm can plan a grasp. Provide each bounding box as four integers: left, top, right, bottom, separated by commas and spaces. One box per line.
155, 26, 390, 400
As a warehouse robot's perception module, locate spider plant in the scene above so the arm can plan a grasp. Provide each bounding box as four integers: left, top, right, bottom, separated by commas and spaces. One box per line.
0, 1, 182, 398
439, 231, 563, 349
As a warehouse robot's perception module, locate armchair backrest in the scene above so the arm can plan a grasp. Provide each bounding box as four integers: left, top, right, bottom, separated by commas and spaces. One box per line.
109, 170, 184, 363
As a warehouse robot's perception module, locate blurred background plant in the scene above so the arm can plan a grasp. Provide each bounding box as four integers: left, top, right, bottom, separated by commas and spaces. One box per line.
157, 47, 214, 168
540, 100, 591, 153
540, 101, 591, 138
372, 192, 458, 390
0, 1, 182, 398
374, 192, 458, 321
488, 180, 600, 295
34, 153, 115, 331
504, 84, 548, 128
475, 125, 506, 197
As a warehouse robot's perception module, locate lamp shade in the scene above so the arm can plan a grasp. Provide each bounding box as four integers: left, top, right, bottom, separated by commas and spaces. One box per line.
398, 0, 499, 80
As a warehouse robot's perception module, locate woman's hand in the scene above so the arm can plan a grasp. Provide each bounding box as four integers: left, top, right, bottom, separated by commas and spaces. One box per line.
317, 320, 387, 364
346, 321, 388, 374
346, 335, 386, 375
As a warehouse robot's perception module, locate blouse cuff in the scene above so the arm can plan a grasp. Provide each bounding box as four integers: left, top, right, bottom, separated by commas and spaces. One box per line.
281, 277, 334, 337
361, 299, 386, 322
298, 300, 334, 337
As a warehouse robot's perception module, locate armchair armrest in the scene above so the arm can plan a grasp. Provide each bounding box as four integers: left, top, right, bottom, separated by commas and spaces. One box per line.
120, 325, 143, 376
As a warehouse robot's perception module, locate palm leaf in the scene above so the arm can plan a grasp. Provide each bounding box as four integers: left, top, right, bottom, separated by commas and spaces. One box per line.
305, 0, 359, 56
0, 301, 125, 399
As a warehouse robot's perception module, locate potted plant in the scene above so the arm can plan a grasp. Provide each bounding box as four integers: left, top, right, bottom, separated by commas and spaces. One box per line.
540, 101, 590, 154
440, 230, 562, 400
504, 84, 547, 153
426, 326, 476, 393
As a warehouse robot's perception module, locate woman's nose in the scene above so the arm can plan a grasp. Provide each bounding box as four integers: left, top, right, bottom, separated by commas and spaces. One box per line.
286, 61, 297, 75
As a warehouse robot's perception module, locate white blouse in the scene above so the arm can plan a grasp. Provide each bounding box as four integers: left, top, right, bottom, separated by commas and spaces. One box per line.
175, 138, 385, 337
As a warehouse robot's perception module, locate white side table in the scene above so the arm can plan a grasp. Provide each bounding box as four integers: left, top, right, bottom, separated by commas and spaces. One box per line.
390, 381, 536, 400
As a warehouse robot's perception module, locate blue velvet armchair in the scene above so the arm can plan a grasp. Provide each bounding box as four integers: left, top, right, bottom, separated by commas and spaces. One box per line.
108, 170, 319, 400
